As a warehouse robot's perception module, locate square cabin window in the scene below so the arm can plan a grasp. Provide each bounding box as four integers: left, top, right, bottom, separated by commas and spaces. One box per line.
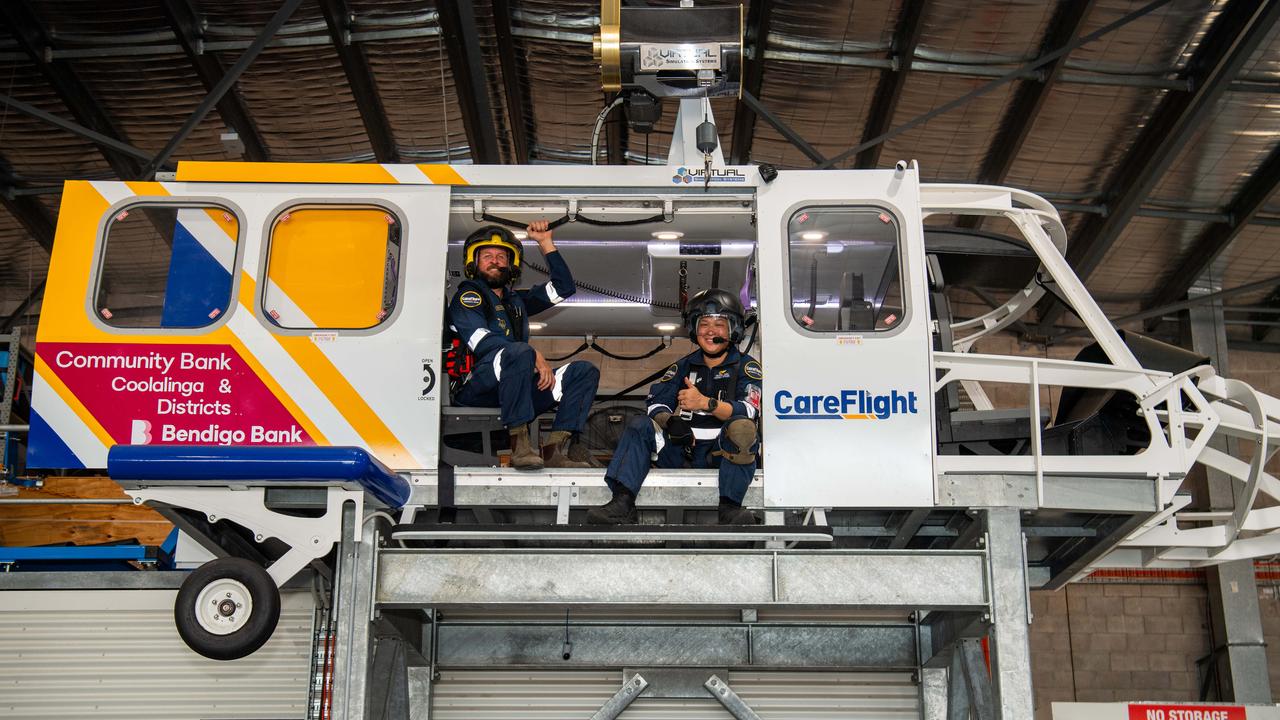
95, 204, 240, 329
787, 207, 904, 333
263, 207, 402, 330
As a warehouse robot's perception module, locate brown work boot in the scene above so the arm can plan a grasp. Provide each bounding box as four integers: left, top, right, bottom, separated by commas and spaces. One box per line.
566, 433, 603, 467
508, 424, 544, 471
543, 430, 593, 469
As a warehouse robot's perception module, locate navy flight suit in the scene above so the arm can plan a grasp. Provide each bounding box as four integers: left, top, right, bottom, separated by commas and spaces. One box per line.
605, 347, 762, 504
448, 251, 599, 431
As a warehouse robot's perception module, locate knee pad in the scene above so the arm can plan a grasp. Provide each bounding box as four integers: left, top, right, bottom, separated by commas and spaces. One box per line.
715, 419, 757, 465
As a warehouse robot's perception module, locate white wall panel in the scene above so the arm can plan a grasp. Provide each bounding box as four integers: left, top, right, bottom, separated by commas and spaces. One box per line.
0, 588, 314, 720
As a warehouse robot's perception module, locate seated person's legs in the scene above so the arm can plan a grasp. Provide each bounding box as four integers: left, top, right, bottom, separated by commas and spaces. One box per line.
710, 417, 759, 524
586, 414, 662, 524
454, 342, 543, 470
531, 359, 600, 468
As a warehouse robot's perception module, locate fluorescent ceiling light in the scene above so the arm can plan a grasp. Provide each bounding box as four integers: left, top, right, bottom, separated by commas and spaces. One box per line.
800, 231, 827, 241
654, 322, 681, 332
652, 231, 684, 240
527, 322, 547, 331
513, 231, 528, 239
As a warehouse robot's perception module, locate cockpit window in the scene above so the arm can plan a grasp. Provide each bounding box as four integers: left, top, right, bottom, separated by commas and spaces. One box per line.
95, 204, 240, 329
263, 206, 402, 330
786, 206, 903, 333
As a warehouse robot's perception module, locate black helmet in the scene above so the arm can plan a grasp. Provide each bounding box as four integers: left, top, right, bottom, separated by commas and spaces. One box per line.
684, 288, 745, 343
463, 225, 522, 282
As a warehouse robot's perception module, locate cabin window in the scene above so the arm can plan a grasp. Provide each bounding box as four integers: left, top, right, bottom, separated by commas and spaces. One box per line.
95, 204, 240, 329
263, 206, 402, 330
786, 206, 904, 333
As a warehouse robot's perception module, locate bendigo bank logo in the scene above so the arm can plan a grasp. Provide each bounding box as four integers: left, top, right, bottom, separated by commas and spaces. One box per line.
773, 388, 919, 420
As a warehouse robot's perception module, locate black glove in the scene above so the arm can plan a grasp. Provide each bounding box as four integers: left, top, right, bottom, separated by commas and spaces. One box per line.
665, 416, 694, 447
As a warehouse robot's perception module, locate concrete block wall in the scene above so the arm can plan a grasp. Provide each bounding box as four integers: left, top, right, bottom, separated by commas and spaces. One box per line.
1028, 579, 1280, 719
1030, 583, 1211, 718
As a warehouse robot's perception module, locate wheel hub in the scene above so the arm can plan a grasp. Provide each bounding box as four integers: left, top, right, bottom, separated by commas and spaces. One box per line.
194, 578, 253, 636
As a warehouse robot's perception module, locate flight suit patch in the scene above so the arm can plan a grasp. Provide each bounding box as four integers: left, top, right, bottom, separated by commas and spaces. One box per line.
460, 290, 483, 309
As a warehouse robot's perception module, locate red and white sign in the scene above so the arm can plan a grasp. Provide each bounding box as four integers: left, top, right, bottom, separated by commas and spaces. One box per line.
39, 342, 313, 447
1129, 706, 1246, 720
1054, 703, 1278, 720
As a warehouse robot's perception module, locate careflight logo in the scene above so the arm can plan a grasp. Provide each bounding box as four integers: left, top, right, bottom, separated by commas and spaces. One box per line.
774, 389, 919, 420
672, 167, 748, 184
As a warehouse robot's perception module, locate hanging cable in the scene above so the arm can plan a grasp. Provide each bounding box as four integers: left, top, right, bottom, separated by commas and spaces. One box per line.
590, 96, 626, 166
546, 338, 670, 363
544, 342, 589, 362
590, 338, 669, 361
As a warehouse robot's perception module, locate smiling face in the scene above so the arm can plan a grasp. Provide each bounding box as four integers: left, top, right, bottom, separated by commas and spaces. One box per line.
695, 315, 731, 354
475, 246, 512, 286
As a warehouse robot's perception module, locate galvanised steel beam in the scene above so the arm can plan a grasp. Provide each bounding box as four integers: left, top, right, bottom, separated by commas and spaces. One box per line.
728, 0, 774, 165
0, 0, 146, 178
377, 549, 990, 610
1144, 142, 1280, 325
435, 0, 502, 164
318, 0, 399, 163
492, 0, 531, 163
1038, 0, 1280, 332
1186, 294, 1273, 702
983, 508, 1032, 719
434, 622, 918, 669
160, 0, 270, 162
143, 0, 305, 176
855, 0, 931, 169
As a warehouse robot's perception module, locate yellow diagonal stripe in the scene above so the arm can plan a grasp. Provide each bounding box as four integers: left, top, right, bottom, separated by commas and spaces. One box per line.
417, 164, 468, 185
238, 273, 406, 460
34, 356, 115, 449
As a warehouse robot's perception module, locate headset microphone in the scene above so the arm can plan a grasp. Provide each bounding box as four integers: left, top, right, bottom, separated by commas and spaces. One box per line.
711, 336, 730, 345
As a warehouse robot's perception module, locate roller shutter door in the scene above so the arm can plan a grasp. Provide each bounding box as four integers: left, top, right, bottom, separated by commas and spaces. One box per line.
0, 588, 314, 720
430, 669, 921, 719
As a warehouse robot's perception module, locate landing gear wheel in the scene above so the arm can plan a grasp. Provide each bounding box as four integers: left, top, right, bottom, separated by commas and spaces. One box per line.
174, 557, 280, 660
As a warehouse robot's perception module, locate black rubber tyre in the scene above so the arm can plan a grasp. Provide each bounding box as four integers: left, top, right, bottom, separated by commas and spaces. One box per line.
174, 557, 280, 661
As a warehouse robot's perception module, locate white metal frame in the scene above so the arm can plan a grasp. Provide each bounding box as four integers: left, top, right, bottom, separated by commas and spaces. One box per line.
921, 184, 1280, 568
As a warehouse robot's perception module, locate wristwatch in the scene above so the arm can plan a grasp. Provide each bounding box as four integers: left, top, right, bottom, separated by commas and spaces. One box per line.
706, 397, 719, 413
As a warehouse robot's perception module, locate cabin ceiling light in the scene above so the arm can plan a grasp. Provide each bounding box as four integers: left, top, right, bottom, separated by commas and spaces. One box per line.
527, 322, 547, 331
654, 322, 681, 332
652, 230, 684, 240
800, 231, 827, 241
513, 231, 528, 240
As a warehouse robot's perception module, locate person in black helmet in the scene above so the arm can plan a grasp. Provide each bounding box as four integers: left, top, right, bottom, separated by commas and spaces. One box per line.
448, 221, 600, 470
586, 288, 762, 525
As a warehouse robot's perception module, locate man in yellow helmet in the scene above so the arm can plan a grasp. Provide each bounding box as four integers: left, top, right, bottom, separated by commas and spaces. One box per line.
448, 221, 599, 470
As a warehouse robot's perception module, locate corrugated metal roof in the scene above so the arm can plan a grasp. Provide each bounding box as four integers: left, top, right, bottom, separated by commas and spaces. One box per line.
1, 0, 1279, 344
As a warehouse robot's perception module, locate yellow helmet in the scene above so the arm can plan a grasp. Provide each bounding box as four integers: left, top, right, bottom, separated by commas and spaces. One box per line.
463, 225, 522, 282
